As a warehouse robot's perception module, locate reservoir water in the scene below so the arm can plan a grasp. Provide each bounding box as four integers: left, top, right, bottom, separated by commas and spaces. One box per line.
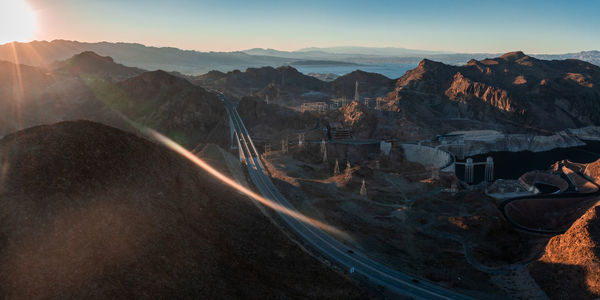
455, 140, 600, 183
295, 63, 417, 79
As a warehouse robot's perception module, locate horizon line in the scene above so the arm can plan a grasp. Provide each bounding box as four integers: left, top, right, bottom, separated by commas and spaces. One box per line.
1, 39, 598, 56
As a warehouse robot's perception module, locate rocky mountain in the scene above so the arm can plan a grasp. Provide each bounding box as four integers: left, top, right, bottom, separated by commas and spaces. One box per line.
387, 51, 600, 133
529, 201, 600, 299
296, 46, 450, 56
108, 70, 228, 148
193, 66, 394, 103
0, 52, 229, 150
0, 121, 361, 299
536, 50, 600, 67
52, 51, 145, 81
331, 70, 394, 99
0, 60, 135, 138
193, 66, 329, 103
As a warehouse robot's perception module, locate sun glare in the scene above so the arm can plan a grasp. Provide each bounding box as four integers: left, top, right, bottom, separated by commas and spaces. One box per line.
0, 0, 36, 44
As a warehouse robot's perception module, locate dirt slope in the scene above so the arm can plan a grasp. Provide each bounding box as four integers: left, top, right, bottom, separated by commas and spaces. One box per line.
0, 121, 362, 299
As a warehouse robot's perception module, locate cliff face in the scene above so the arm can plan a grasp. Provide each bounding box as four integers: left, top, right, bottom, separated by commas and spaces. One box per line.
388, 52, 600, 133
529, 202, 600, 299
445, 72, 518, 113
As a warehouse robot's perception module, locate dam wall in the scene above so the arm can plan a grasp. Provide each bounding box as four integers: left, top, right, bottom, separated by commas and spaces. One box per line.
400, 143, 455, 173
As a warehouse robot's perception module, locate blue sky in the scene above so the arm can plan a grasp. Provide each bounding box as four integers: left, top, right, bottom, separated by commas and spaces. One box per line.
26, 0, 600, 53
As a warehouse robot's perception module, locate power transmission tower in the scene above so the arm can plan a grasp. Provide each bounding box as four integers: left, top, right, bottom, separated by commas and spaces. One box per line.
345, 161, 352, 180
360, 178, 367, 196
298, 133, 305, 149
354, 80, 359, 101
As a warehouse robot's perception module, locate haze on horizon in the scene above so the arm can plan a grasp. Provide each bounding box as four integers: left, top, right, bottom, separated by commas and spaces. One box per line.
3, 0, 600, 54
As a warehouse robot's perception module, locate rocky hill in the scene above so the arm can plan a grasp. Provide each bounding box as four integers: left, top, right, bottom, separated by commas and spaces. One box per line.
194, 66, 394, 104
0, 53, 229, 150
193, 66, 329, 103
387, 52, 600, 133
0, 121, 362, 299
0, 60, 135, 138
331, 70, 394, 100
529, 201, 600, 299
52, 51, 145, 81
111, 70, 228, 148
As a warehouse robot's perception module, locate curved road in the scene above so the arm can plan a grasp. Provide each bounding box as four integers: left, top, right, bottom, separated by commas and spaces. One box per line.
499, 163, 600, 234
220, 93, 473, 299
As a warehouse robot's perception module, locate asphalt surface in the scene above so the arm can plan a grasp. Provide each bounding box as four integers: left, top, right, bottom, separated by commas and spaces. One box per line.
220, 94, 474, 299
499, 162, 600, 234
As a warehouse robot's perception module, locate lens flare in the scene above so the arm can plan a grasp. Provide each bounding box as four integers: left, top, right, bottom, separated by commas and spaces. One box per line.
147, 129, 347, 237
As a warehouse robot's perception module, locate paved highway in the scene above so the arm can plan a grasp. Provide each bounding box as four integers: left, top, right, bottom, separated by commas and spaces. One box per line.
499, 162, 600, 234
219, 93, 474, 300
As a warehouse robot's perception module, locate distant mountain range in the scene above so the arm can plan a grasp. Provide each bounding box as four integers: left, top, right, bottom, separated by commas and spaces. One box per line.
0, 40, 355, 75
296, 46, 452, 56
1, 40, 599, 77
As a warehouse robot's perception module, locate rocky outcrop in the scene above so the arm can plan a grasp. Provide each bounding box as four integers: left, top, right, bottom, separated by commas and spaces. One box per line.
445, 72, 519, 113
529, 202, 600, 299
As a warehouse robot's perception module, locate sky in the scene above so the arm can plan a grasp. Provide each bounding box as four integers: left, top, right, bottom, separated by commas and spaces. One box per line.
7, 0, 600, 53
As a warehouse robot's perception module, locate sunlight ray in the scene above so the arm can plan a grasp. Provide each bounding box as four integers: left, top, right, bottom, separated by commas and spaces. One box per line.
148, 128, 348, 238
9, 42, 25, 130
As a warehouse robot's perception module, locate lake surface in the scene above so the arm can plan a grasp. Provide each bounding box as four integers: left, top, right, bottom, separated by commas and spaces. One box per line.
294, 63, 417, 79
455, 140, 600, 182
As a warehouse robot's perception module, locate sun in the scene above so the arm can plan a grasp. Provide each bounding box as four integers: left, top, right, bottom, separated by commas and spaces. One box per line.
0, 0, 36, 44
